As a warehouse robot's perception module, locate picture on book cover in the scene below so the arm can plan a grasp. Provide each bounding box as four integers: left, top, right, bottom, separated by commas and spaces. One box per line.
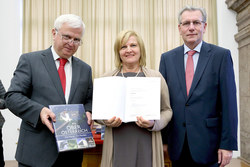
50, 104, 96, 152
101, 125, 105, 140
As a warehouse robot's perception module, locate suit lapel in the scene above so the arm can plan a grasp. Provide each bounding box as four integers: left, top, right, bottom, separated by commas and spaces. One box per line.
173, 46, 188, 99
68, 57, 80, 103
188, 42, 212, 98
41, 48, 66, 103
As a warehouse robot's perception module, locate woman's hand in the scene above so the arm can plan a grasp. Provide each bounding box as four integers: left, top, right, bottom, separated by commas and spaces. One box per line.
136, 116, 154, 128
104, 116, 122, 127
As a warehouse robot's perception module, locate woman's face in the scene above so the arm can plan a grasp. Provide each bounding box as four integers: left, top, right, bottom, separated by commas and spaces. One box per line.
119, 36, 141, 67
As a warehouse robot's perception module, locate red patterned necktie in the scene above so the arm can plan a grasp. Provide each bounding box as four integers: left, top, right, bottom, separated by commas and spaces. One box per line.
58, 58, 68, 94
185, 50, 196, 96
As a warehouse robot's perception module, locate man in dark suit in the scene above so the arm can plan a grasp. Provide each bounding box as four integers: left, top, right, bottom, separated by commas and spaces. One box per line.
159, 6, 238, 167
5, 14, 93, 167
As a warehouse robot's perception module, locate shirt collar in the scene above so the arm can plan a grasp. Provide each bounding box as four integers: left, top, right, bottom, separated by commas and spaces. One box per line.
51, 46, 72, 63
184, 41, 203, 54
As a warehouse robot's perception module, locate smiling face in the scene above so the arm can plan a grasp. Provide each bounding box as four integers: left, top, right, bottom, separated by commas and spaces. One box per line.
52, 23, 83, 59
119, 35, 141, 67
178, 10, 207, 49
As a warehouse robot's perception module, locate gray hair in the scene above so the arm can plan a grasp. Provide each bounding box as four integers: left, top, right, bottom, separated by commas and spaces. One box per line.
178, 5, 207, 24
54, 14, 85, 37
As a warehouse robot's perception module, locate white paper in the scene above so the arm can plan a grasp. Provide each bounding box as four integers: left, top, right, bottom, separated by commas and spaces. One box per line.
92, 76, 161, 122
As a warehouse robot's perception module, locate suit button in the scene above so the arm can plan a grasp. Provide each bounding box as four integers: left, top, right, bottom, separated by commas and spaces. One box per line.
183, 123, 186, 127
185, 103, 189, 106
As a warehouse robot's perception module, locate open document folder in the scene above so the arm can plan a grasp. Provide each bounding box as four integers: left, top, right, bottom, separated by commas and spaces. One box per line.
92, 76, 161, 123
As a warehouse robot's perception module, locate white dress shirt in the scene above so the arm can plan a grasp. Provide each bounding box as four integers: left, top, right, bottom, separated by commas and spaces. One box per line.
184, 41, 203, 73
51, 46, 72, 104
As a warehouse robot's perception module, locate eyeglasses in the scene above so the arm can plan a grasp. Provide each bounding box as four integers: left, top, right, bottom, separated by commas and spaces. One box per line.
180, 20, 205, 28
56, 30, 82, 46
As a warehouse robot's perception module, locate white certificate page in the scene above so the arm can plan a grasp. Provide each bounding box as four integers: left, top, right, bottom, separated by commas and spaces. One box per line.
92, 76, 161, 122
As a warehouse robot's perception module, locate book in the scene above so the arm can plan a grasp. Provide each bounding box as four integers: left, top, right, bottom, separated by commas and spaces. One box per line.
94, 125, 102, 134
92, 76, 161, 122
101, 125, 105, 140
49, 104, 96, 152
93, 124, 105, 140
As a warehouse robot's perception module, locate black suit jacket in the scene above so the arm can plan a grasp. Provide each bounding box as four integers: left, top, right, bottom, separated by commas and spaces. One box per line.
5, 47, 93, 166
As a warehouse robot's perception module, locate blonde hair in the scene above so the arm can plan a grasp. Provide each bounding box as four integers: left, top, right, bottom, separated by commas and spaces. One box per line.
114, 30, 146, 68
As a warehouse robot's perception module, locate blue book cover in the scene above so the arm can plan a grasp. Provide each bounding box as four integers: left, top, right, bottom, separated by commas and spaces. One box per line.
101, 125, 105, 140
49, 104, 96, 152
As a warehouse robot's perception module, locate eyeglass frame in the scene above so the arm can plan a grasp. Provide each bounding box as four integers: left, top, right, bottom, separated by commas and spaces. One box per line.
55, 29, 83, 46
180, 20, 206, 28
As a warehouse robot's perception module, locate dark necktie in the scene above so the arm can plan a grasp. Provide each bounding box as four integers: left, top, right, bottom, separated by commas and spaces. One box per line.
58, 58, 67, 94
185, 50, 196, 96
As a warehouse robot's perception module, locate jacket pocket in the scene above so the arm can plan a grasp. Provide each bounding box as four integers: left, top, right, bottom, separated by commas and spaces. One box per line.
206, 117, 220, 127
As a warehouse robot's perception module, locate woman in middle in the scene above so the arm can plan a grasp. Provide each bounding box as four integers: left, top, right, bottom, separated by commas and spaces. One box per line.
96, 30, 172, 167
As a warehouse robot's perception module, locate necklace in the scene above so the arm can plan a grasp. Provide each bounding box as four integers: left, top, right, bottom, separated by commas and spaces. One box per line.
121, 66, 141, 77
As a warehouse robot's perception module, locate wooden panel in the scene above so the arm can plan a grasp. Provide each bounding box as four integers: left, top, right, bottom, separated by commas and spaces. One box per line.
82, 144, 102, 167
82, 131, 102, 167
164, 150, 172, 167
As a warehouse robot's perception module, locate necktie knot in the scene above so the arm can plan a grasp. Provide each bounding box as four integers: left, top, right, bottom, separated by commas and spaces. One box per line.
59, 58, 68, 67
187, 50, 196, 57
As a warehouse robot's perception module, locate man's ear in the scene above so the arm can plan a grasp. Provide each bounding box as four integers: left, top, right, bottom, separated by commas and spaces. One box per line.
52, 28, 56, 40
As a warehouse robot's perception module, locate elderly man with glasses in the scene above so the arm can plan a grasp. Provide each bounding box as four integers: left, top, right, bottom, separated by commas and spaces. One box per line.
5, 14, 93, 167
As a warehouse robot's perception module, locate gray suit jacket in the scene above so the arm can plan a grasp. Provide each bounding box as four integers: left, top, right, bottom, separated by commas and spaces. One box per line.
5, 47, 93, 167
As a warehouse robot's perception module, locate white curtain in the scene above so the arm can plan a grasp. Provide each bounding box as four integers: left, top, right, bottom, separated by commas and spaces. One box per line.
23, 0, 218, 78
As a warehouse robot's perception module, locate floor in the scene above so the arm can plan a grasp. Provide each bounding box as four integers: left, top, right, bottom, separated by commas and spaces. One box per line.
4, 158, 250, 167
5, 160, 17, 167
228, 158, 250, 167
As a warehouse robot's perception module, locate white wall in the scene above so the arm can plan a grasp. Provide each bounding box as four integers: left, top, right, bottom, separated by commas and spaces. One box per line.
0, 0, 22, 160
0, 0, 240, 161
216, 0, 240, 158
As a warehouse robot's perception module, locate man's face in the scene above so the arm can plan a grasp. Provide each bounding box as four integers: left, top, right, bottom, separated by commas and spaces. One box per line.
52, 23, 83, 59
178, 10, 207, 49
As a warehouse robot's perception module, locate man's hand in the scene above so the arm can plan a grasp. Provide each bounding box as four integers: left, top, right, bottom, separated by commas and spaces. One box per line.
218, 149, 233, 167
86, 111, 94, 130
163, 144, 168, 153
40, 107, 56, 133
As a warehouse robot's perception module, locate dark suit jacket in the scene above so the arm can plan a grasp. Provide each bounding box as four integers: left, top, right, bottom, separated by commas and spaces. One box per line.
0, 80, 6, 128
5, 47, 93, 167
159, 42, 238, 164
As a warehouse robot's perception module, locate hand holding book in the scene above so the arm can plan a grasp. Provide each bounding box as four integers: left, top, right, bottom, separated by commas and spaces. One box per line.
85, 111, 94, 129
49, 104, 96, 152
40, 107, 56, 133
